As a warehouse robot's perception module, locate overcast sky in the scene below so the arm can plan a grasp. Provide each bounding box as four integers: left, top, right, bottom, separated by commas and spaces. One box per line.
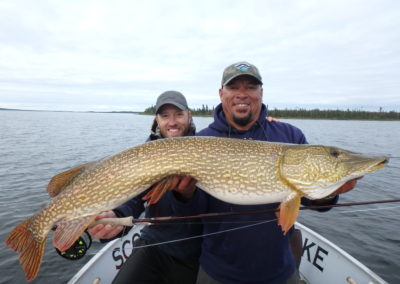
0, 0, 399, 112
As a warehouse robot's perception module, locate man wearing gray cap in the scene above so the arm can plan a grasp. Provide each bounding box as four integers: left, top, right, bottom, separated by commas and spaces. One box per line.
89, 90, 201, 284
172, 61, 358, 284
151, 90, 195, 138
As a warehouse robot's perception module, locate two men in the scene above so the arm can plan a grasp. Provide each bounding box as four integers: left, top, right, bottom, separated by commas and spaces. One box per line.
91, 62, 357, 284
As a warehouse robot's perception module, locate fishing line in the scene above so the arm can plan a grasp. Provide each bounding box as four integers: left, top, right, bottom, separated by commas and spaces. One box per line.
136, 204, 400, 226
120, 205, 400, 251
109, 202, 400, 252
138, 220, 271, 225
317, 212, 400, 221
117, 205, 400, 252
117, 219, 278, 252
114, 198, 400, 225
302, 205, 400, 216
56, 199, 400, 259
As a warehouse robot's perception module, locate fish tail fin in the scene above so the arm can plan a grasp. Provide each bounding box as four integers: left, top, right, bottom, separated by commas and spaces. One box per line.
278, 192, 301, 235
5, 218, 46, 281
142, 176, 178, 206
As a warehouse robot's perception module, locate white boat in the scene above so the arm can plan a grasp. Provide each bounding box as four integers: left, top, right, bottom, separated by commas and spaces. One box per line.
295, 223, 387, 284
68, 222, 387, 284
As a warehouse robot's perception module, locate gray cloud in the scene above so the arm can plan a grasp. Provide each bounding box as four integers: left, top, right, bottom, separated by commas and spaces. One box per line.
0, 0, 399, 112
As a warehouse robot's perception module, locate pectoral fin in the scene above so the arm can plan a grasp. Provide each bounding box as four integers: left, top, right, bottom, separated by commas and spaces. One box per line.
278, 192, 301, 235
53, 215, 96, 251
47, 162, 96, 197
142, 176, 179, 206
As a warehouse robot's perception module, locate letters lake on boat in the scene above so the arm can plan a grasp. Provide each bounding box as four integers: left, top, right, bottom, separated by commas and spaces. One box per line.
5, 136, 389, 281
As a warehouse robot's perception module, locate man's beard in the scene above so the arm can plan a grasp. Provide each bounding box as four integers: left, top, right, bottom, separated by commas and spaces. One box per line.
233, 113, 253, 126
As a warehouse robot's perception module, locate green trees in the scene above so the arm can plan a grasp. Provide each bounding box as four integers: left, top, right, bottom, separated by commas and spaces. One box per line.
142, 105, 400, 120
142, 105, 215, 117
143, 105, 156, 114
268, 108, 400, 120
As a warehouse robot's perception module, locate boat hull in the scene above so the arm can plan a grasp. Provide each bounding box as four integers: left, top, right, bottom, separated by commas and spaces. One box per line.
68, 223, 387, 284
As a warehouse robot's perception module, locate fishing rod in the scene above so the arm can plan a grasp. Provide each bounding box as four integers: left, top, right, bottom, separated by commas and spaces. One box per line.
91, 198, 400, 226
56, 198, 400, 260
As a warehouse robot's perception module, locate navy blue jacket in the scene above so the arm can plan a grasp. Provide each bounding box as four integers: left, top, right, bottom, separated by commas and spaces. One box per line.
172, 103, 330, 284
112, 128, 202, 261
114, 190, 202, 260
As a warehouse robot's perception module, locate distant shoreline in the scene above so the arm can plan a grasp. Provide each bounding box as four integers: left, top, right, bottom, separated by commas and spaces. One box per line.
2, 107, 400, 121
0, 108, 141, 114
142, 106, 400, 121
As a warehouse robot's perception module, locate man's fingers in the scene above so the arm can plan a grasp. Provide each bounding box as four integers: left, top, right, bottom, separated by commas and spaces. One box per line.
93, 225, 111, 240
89, 224, 124, 240
88, 224, 105, 238
170, 176, 181, 189
266, 116, 280, 122
95, 212, 107, 220
177, 176, 193, 189
89, 210, 119, 239
95, 210, 117, 220
102, 225, 124, 239
187, 178, 197, 189
335, 179, 358, 194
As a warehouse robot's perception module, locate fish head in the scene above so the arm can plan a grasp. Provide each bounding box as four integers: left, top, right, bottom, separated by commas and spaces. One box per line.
280, 145, 389, 200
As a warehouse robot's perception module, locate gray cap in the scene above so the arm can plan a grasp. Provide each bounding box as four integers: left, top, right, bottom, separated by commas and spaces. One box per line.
221, 61, 263, 86
155, 91, 189, 113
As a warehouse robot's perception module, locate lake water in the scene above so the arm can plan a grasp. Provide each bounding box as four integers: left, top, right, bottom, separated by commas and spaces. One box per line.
0, 110, 399, 284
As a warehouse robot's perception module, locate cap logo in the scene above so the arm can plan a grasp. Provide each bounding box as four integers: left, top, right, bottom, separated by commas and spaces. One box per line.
235, 63, 251, 71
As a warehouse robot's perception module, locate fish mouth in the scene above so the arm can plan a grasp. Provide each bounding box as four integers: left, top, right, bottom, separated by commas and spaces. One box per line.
377, 157, 389, 167
361, 156, 389, 173
342, 151, 389, 172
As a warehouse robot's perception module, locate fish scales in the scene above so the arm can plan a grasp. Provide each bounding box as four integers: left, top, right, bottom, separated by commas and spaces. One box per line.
31, 138, 284, 242
5, 136, 388, 281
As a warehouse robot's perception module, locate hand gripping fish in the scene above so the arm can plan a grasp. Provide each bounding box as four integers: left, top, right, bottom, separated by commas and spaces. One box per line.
5, 136, 388, 280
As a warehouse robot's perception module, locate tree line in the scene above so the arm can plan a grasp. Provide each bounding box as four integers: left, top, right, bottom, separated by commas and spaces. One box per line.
143, 104, 215, 117
142, 105, 400, 120
268, 108, 400, 120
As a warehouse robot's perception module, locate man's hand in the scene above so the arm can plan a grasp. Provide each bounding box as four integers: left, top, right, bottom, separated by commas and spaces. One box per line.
88, 211, 124, 240
266, 116, 279, 122
332, 178, 360, 195
171, 176, 197, 201
312, 177, 361, 205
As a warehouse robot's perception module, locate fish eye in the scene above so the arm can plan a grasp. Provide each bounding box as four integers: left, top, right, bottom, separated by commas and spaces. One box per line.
330, 149, 340, 158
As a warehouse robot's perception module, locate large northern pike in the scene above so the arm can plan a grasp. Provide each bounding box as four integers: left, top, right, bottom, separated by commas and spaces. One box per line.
6, 136, 388, 280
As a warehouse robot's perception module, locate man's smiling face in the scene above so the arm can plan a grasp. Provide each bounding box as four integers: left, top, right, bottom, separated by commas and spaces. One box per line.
219, 75, 263, 130
156, 104, 192, 138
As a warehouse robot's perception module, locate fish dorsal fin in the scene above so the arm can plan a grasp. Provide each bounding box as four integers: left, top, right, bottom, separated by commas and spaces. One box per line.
47, 162, 96, 197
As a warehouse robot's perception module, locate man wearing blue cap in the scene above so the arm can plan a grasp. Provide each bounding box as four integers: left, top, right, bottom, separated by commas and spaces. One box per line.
172, 61, 358, 284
